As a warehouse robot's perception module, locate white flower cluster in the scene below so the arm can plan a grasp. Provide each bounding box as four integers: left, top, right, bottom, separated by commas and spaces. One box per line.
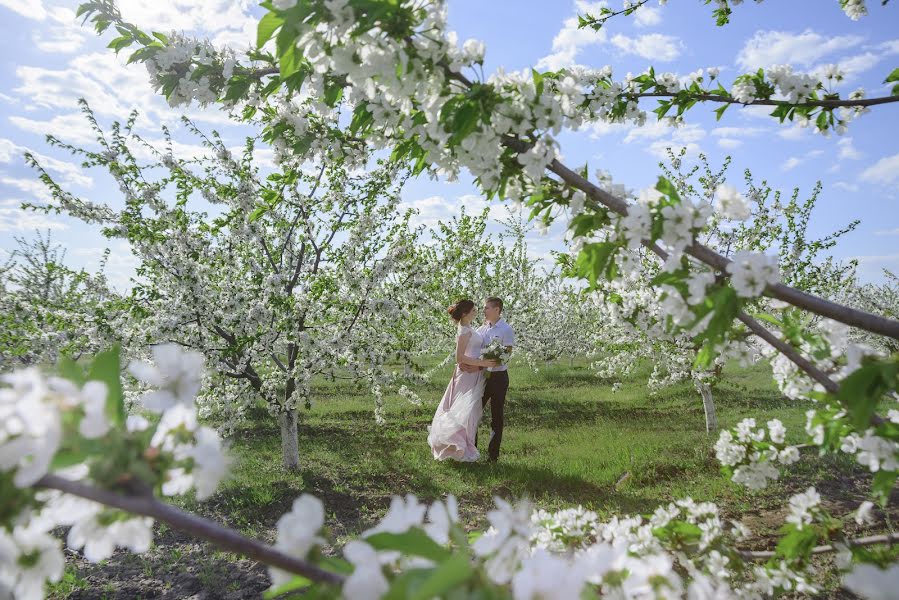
715, 418, 801, 490
841, 0, 868, 20
714, 184, 751, 221
785, 487, 821, 530
0, 345, 229, 600
726, 251, 781, 297
767, 64, 818, 104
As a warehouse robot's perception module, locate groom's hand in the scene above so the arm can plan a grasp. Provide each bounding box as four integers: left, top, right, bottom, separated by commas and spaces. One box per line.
459, 364, 480, 373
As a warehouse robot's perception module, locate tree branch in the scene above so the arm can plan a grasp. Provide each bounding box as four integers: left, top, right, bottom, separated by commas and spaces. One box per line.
36, 474, 345, 586
632, 91, 899, 110
543, 153, 899, 340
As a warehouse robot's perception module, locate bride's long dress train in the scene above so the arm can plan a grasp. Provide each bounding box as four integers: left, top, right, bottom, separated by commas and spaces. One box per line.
428, 326, 485, 461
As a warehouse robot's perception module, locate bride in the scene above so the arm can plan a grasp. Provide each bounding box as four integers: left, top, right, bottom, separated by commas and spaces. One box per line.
428, 299, 499, 461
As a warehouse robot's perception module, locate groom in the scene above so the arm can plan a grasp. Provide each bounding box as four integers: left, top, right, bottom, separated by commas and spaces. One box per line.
464, 297, 515, 462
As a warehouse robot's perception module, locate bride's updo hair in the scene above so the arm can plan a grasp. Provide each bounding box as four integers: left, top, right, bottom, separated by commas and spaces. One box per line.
447, 299, 475, 322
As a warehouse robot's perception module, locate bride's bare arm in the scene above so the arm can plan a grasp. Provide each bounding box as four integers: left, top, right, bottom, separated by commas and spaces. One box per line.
456, 332, 497, 368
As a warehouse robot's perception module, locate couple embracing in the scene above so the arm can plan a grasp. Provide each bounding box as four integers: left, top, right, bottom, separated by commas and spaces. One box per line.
427, 297, 515, 463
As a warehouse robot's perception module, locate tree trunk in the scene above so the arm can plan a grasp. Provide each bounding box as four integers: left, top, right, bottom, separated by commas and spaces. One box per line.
694, 379, 718, 433
279, 409, 300, 471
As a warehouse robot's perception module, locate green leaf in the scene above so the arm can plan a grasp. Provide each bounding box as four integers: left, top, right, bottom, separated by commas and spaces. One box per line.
365, 529, 451, 562
884, 67, 899, 83
107, 36, 134, 53
653, 520, 702, 544
87, 345, 124, 427
324, 81, 344, 107
249, 205, 269, 222
776, 526, 819, 560
532, 68, 544, 97
837, 361, 896, 430
58, 355, 86, 385
575, 242, 618, 287
654, 176, 680, 202
126, 45, 160, 65
223, 78, 252, 102
279, 38, 301, 79
409, 553, 473, 600
257, 11, 284, 49
872, 470, 899, 506
263, 574, 311, 599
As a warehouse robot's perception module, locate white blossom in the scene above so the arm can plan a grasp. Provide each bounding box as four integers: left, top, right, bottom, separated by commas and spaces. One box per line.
726, 251, 780, 297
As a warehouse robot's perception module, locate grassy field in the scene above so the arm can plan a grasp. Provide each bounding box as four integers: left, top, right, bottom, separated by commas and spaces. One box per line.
203, 358, 813, 535
51, 358, 879, 598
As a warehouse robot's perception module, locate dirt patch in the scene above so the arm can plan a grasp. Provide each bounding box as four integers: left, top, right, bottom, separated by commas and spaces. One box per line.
55, 527, 269, 600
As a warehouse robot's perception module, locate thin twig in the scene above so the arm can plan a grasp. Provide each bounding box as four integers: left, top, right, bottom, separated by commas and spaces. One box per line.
740, 531, 899, 559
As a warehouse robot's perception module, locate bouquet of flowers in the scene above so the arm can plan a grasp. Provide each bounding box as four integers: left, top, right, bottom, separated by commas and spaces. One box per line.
480, 338, 511, 377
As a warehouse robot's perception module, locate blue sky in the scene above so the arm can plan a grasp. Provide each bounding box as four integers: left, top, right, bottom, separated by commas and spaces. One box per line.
0, 0, 897, 289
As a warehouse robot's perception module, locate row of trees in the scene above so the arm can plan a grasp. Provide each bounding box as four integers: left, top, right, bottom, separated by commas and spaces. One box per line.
6, 106, 607, 470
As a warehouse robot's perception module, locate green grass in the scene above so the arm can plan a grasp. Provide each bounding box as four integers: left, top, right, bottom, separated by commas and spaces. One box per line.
190, 358, 821, 541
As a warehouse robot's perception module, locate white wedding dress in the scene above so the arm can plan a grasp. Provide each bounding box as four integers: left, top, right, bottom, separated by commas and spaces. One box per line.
427, 324, 486, 462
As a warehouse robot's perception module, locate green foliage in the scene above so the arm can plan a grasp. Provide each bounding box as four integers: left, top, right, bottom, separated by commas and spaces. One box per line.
837, 355, 899, 430
366, 529, 452, 562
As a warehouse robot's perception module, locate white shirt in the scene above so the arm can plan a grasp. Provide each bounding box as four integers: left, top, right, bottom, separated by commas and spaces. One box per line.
477, 317, 515, 372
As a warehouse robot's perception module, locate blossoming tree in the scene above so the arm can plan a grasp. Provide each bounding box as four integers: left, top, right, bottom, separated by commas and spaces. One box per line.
0, 231, 120, 371
573, 153, 860, 432
28, 103, 427, 470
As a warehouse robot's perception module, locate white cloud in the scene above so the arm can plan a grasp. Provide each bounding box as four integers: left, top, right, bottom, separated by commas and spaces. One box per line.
72, 241, 140, 292
646, 125, 706, 160
31, 7, 88, 53
0, 177, 53, 204
0, 199, 68, 232
717, 138, 742, 149
781, 149, 824, 171
777, 124, 811, 141
782, 157, 802, 171
837, 137, 862, 160
610, 33, 682, 61
587, 120, 706, 158
117, 0, 255, 40
0, 137, 93, 188
634, 6, 662, 27
875, 228, 899, 236
712, 126, 764, 148
833, 181, 860, 193
535, 2, 608, 71
0, 0, 47, 20
0, 138, 18, 163
398, 194, 513, 229
9, 112, 101, 146
860, 153, 899, 185
736, 30, 863, 70
852, 253, 899, 282
711, 126, 765, 138
33, 25, 87, 54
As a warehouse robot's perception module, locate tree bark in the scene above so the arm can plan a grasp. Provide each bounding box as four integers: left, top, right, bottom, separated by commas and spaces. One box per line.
695, 378, 718, 433
279, 409, 300, 470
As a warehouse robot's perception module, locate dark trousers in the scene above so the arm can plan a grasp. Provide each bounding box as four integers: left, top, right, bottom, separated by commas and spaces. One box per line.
479, 370, 509, 460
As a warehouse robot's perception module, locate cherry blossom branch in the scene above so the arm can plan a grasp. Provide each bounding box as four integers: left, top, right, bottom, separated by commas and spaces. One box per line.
542, 153, 899, 340
737, 313, 837, 395
642, 238, 848, 402
36, 474, 345, 585
629, 92, 899, 109
444, 68, 899, 340
741, 531, 899, 560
